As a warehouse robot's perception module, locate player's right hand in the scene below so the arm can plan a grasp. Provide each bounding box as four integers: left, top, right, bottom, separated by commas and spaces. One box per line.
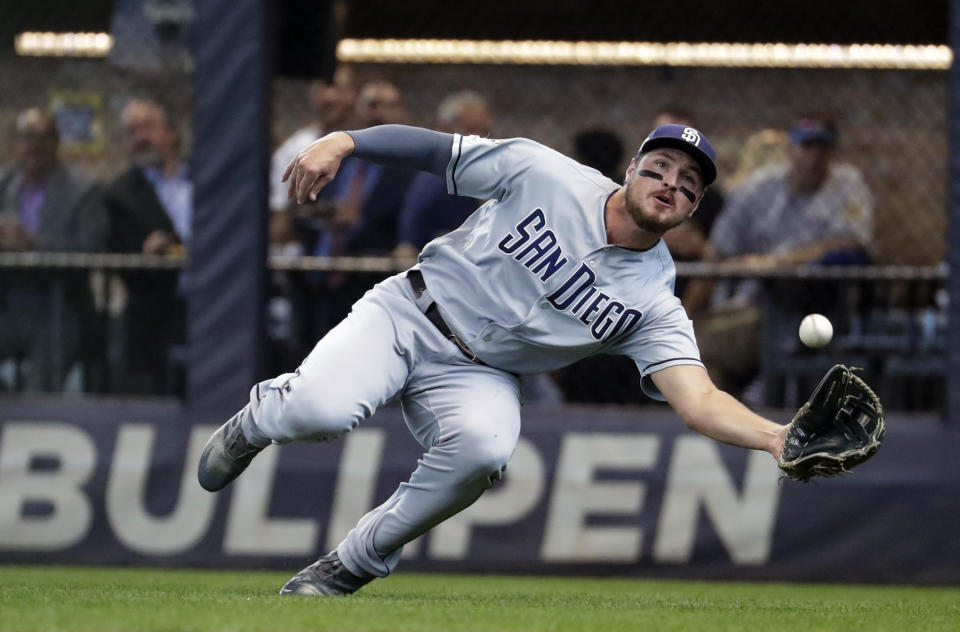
283, 131, 356, 205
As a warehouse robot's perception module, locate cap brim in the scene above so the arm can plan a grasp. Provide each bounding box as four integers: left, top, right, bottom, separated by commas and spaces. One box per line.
640, 137, 717, 186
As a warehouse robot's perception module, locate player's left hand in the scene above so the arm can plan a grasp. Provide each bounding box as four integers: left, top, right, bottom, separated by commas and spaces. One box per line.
283, 131, 356, 204
778, 364, 885, 481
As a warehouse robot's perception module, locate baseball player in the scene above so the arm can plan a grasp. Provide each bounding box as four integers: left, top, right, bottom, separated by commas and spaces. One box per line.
198, 123, 792, 596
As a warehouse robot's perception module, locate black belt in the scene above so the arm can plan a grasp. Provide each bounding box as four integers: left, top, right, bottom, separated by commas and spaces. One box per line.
407, 270, 487, 366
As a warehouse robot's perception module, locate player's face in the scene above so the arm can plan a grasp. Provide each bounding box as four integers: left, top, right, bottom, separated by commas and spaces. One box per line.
623, 149, 703, 234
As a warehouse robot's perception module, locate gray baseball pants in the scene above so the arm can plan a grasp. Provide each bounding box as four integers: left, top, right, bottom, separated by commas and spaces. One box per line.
243, 272, 522, 578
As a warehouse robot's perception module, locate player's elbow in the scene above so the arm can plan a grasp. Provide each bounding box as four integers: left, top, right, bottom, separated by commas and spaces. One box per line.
672, 386, 722, 433
678, 409, 705, 433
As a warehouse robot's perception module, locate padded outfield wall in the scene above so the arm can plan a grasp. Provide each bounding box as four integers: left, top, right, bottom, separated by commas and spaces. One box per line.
0, 399, 958, 584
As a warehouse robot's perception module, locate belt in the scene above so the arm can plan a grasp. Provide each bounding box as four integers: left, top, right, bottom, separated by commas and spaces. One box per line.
407, 270, 487, 366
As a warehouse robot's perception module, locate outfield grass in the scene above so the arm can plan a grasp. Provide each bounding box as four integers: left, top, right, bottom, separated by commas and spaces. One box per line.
0, 565, 957, 632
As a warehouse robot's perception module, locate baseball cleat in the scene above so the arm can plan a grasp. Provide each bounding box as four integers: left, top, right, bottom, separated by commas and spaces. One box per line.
197, 404, 264, 492
279, 551, 374, 596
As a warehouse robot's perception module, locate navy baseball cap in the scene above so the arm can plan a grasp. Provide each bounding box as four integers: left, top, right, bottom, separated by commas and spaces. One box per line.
789, 118, 837, 146
638, 123, 717, 186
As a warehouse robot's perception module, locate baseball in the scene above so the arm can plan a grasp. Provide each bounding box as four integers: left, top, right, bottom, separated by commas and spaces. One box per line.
799, 313, 833, 348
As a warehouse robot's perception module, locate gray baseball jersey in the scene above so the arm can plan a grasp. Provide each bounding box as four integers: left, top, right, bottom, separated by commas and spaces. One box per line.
418, 134, 702, 400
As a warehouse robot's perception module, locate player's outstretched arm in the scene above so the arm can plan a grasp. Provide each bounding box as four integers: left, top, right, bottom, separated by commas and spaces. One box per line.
651, 364, 787, 457
283, 125, 455, 205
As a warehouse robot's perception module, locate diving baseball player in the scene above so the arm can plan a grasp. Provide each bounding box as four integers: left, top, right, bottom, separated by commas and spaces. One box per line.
198, 123, 793, 596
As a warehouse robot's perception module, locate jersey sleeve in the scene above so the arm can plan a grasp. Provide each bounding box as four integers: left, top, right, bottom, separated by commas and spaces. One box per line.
612, 301, 704, 401
446, 134, 556, 200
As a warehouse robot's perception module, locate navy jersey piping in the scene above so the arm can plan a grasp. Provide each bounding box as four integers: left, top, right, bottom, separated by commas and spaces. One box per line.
644, 357, 702, 372
451, 135, 464, 196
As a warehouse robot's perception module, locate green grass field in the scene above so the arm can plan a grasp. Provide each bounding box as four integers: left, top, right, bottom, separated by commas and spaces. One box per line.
1, 565, 957, 632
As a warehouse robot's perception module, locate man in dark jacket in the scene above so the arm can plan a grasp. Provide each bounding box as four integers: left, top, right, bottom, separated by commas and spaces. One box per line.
104, 98, 191, 395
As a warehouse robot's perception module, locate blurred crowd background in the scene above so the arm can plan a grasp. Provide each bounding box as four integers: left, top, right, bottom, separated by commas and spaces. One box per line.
0, 0, 950, 411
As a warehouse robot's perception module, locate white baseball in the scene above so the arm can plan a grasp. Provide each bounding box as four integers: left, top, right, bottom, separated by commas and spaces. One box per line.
799, 313, 833, 348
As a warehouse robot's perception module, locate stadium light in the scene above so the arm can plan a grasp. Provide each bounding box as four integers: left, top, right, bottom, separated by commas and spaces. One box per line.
337, 39, 952, 70
13, 32, 952, 69
14, 31, 114, 57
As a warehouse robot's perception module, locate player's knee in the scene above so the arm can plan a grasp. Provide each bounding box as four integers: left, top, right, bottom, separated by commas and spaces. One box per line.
450, 427, 516, 481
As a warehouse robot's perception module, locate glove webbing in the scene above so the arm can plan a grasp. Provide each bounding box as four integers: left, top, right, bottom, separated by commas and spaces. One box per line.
847, 372, 883, 411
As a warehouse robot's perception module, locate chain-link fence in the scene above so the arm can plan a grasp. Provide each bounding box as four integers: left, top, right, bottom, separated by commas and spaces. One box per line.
0, 1, 193, 396
0, 0, 951, 410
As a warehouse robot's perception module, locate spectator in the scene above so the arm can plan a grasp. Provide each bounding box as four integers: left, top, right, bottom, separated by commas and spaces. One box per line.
393, 90, 493, 259
572, 128, 625, 184
0, 108, 107, 253
0, 107, 107, 391
725, 127, 790, 190
713, 115, 873, 272
265, 66, 356, 372
104, 98, 192, 395
653, 104, 726, 300
317, 79, 413, 257
306, 80, 416, 339
692, 114, 874, 396
269, 64, 356, 254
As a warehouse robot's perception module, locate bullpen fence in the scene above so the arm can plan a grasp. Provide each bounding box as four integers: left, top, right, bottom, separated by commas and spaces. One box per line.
1, 398, 958, 583
0, 253, 948, 412
0, 1, 954, 410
